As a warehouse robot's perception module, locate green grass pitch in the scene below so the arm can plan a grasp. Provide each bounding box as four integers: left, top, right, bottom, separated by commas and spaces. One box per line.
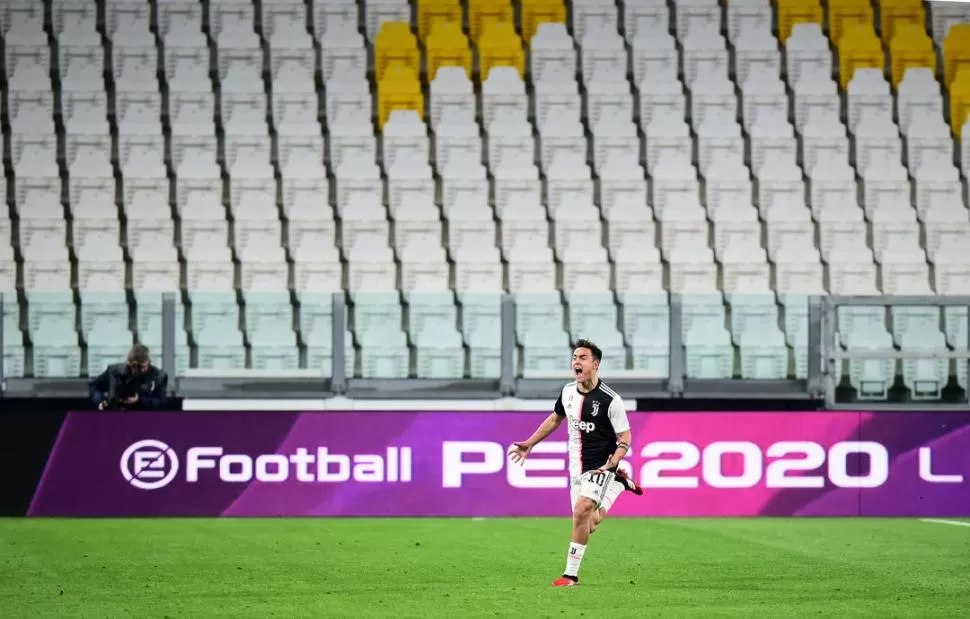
2, 518, 969, 617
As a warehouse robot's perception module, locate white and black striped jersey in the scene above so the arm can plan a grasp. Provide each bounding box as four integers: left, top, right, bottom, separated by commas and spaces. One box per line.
554, 380, 631, 477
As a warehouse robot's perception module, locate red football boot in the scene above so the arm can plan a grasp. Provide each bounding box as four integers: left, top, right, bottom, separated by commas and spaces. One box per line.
551, 576, 579, 587
614, 469, 644, 495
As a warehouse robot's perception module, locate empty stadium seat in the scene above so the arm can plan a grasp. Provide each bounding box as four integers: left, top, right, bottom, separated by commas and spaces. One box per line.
244, 292, 299, 371
943, 23, 970, 87
839, 328, 896, 400
410, 291, 465, 378
458, 293, 502, 378
468, 0, 513, 43
521, 0, 567, 43
880, 0, 926, 46
838, 24, 885, 89
425, 21, 471, 80
378, 64, 424, 128
352, 292, 410, 378
890, 24, 936, 87
685, 321, 735, 380
778, 0, 822, 43
619, 290, 670, 377
26, 292, 80, 377
827, 0, 873, 47
0, 0, 962, 402
515, 293, 570, 373
478, 21, 524, 80
740, 327, 789, 379
565, 293, 623, 348
418, 0, 462, 41
375, 21, 419, 80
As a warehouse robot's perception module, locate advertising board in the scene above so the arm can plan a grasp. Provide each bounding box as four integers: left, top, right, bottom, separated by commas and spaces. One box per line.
26, 411, 970, 517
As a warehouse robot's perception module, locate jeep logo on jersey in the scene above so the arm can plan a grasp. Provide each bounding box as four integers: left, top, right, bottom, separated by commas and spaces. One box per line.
571, 419, 596, 433
591, 401, 600, 417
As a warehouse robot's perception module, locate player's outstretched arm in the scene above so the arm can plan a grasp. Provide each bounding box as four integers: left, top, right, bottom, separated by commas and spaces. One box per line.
508, 412, 563, 464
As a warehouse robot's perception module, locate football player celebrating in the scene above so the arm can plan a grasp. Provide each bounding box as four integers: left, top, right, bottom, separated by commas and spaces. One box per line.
509, 339, 643, 586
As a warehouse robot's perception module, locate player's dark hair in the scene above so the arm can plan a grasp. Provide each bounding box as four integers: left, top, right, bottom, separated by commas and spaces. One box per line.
573, 339, 602, 362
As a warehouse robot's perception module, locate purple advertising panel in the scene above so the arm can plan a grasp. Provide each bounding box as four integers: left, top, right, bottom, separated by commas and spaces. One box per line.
27, 411, 970, 517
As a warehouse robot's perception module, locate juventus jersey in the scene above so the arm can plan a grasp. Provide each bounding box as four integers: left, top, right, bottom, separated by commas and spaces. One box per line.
554, 380, 631, 478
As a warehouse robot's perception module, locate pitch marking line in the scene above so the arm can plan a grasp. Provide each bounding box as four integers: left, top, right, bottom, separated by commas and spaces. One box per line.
920, 518, 970, 528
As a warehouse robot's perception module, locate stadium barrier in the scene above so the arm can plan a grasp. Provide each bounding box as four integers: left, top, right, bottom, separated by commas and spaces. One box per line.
23, 410, 970, 518
5, 293, 970, 409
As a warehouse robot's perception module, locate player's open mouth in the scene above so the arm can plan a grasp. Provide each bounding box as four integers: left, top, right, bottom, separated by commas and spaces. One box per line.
574, 367, 582, 376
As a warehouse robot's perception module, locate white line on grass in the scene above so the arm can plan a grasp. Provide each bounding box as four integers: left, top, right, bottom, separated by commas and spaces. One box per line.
920, 518, 970, 528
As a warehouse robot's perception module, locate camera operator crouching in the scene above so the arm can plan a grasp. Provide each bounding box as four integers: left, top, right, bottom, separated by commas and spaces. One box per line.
89, 344, 170, 411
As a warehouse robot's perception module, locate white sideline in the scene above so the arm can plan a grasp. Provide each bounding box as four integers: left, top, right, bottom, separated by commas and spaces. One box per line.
920, 518, 970, 528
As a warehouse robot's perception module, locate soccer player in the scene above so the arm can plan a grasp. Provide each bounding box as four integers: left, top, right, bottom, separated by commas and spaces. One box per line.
508, 339, 643, 587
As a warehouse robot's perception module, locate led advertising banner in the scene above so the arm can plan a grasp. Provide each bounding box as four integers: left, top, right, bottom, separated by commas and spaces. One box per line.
26, 411, 970, 517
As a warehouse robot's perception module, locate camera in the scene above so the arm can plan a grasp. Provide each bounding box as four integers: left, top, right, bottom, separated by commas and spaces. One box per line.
91, 344, 166, 411
104, 364, 143, 410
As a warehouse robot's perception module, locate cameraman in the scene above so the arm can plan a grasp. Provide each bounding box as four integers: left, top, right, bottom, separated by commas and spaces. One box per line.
89, 344, 170, 410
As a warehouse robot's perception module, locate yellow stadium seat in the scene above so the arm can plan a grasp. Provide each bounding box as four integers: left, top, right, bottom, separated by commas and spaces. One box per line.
878, 0, 925, 46
827, 0, 873, 47
950, 70, 970, 137
375, 22, 420, 81
418, 0, 463, 41
837, 24, 885, 89
477, 21, 524, 80
890, 24, 936, 87
777, 0, 823, 43
378, 63, 424, 128
426, 21, 472, 80
468, 0, 513, 43
943, 24, 970, 87
520, 0, 566, 44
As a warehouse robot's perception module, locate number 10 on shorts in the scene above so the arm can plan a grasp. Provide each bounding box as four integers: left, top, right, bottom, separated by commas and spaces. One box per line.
579, 470, 616, 507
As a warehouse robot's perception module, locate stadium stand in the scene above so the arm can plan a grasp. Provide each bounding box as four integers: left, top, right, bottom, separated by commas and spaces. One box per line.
1, 0, 969, 404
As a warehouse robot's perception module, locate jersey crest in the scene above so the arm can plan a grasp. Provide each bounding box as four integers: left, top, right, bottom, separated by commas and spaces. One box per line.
590, 401, 600, 416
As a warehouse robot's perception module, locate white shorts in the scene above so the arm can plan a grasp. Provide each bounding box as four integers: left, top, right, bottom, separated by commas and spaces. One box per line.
570, 470, 624, 513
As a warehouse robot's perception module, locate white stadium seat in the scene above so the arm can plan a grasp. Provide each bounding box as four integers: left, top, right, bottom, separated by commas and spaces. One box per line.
0, 0, 961, 402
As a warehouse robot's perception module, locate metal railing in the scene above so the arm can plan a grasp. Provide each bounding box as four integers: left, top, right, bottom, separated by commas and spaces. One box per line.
2, 292, 970, 407
821, 295, 970, 410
